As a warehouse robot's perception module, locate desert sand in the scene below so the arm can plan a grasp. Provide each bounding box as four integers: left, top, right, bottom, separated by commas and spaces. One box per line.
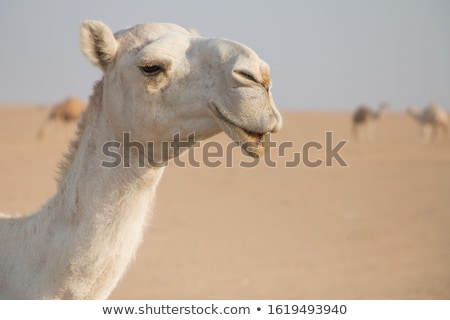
0, 106, 449, 299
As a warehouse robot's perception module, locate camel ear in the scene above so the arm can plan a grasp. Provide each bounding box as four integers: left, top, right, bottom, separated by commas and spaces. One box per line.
188, 27, 200, 36
80, 20, 117, 73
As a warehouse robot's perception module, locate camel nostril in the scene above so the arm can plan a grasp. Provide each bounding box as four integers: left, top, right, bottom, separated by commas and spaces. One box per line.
234, 70, 259, 84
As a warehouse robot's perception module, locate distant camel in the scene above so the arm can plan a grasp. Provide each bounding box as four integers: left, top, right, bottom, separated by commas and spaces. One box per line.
352, 103, 388, 142
407, 103, 449, 142
36, 97, 86, 140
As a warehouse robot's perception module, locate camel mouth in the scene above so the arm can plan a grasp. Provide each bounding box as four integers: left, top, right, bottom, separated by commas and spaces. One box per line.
209, 103, 268, 158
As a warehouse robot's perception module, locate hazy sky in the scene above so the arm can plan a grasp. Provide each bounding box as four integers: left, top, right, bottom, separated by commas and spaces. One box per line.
1, 0, 449, 111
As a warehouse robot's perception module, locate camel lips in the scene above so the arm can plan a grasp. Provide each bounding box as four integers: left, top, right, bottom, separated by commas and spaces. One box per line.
210, 103, 266, 145
243, 129, 265, 144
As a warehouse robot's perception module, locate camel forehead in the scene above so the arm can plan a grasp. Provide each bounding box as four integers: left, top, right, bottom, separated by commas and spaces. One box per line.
114, 22, 264, 60
114, 22, 191, 52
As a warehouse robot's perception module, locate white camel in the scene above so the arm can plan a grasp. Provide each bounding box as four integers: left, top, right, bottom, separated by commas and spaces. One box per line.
0, 20, 281, 299
407, 103, 449, 142
352, 102, 388, 142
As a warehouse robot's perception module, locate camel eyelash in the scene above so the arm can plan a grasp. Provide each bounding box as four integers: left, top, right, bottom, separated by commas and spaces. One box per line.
139, 64, 165, 76
138, 59, 172, 76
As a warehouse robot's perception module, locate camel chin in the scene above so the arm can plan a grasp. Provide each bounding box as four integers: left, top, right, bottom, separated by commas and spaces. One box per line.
232, 127, 266, 158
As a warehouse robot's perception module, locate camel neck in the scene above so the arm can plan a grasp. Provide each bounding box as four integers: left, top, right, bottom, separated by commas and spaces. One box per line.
1, 92, 165, 299
43, 98, 165, 298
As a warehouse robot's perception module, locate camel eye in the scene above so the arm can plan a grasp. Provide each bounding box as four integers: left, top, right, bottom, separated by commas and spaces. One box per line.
139, 65, 164, 76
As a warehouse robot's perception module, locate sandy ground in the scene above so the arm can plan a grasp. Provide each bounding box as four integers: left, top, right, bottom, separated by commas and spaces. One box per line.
0, 106, 449, 299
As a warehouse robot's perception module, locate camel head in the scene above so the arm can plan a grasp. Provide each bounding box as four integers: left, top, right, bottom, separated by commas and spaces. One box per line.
80, 21, 281, 159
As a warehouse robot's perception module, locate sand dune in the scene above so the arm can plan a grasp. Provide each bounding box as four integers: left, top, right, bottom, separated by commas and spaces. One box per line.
0, 106, 449, 299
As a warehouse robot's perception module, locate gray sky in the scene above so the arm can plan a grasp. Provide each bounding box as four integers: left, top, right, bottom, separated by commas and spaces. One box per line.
1, 0, 449, 111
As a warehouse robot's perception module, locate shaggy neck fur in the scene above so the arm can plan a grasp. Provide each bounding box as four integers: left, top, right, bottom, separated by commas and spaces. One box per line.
0, 80, 164, 299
